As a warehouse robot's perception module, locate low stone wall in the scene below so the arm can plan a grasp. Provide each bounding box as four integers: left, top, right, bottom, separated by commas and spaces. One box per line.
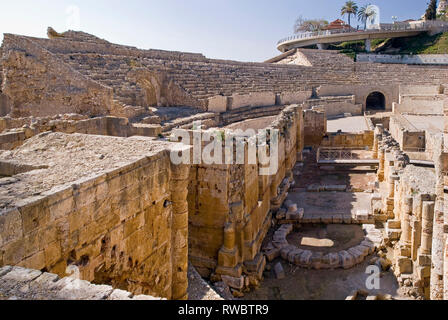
304, 95, 363, 118
0, 94, 10, 117
220, 105, 285, 127
0, 266, 163, 300
368, 115, 390, 131
389, 115, 426, 152
1, 35, 113, 117
400, 85, 443, 96
180, 105, 304, 294
0, 135, 190, 300
0, 116, 162, 150
229, 92, 276, 111
208, 96, 228, 113
303, 109, 326, 147
0, 131, 27, 150
270, 224, 380, 270
317, 84, 399, 112
225, 116, 277, 131
394, 95, 445, 115
358, 53, 448, 65
278, 91, 312, 106
321, 131, 374, 149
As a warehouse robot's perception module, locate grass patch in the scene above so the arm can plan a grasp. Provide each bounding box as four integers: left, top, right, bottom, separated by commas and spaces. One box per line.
370, 38, 388, 49
376, 32, 448, 54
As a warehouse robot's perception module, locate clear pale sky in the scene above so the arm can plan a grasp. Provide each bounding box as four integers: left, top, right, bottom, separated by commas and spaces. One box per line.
0, 0, 430, 62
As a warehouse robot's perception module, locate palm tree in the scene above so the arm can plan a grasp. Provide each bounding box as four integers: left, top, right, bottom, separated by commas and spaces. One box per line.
358, 4, 373, 30
341, 1, 359, 27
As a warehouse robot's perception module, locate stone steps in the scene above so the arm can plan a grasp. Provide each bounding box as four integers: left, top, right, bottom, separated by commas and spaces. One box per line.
41, 37, 448, 107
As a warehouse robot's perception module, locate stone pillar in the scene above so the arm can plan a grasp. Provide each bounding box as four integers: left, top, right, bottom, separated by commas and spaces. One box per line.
401, 196, 413, 248
431, 137, 445, 300
365, 39, 372, 52
169, 161, 190, 300
385, 174, 399, 219
444, 238, 448, 300
431, 197, 445, 300
412, 194, 429, 261
378, 148, 385, 182
217, 204, 242, 276
421, 202, 435, 255
373, 132, 382, 159
445, 193, 448, 300
243, 216, 253, 243
224, 223, 236, 251
412, 220, 421, 262
295, 105, 304, 162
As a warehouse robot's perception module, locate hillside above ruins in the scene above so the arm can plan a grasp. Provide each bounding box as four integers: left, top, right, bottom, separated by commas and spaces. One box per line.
324, 32, 448, 59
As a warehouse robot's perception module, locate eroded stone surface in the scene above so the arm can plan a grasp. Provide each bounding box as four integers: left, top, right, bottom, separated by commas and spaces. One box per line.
0, 266, 162, 300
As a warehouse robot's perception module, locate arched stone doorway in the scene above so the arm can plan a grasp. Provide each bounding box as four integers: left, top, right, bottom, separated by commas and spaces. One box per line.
366, 92, 386, 111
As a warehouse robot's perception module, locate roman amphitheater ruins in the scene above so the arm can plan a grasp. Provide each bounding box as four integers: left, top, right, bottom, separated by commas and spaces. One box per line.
1, 26, 448, 300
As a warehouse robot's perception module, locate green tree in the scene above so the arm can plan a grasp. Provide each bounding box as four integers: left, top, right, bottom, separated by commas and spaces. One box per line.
341, 1, 359, 27
358, 4, 374, 30
425, 0, 438, 20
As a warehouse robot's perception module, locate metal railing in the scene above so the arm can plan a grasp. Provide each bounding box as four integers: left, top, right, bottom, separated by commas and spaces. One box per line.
277, 21, 448, 46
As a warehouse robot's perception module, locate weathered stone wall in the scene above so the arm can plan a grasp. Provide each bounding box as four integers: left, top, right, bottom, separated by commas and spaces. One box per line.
317, 84, 398, 112
0, 266, 163, 300
373, 126, 447, 300
278, 91, 312, 106
0, 93, 10, 117
5, 31, 448, 119
0, 131, 26, 150
393, 164, 437, 299
394, 95, 445, 115
225, 116, 277, 131
357, 53, 448, 65
389, 115, 426, 151
303, 109, 326, 147
0, 115, 162, 150
183, 105, 303, 293
229, 93, 276, 111
304, 95, 363, 118
220, 105, 285, 127
321, 131, 374, 148
0, 35, 114, 117
0, 135, 190, 300
400, 85, 443, 96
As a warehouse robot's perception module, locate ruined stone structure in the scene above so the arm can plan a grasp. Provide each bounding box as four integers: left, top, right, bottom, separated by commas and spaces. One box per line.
1, 28, 448, 300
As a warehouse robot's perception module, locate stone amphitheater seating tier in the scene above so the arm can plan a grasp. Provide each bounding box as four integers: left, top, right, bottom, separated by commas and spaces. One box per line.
3, 31, 448, 117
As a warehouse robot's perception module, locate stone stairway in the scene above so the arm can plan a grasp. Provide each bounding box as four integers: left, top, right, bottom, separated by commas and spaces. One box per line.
24, 31, 448, 112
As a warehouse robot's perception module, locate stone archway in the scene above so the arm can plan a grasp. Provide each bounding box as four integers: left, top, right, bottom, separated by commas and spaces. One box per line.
366, 91, 386, 111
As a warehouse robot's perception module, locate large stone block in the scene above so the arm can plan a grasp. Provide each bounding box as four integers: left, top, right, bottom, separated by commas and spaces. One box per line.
208, 96, 228, 113
279, 91, 312, 105
230, 92, 276, 110
397, 257, 413, 274
0, 208, 23, 247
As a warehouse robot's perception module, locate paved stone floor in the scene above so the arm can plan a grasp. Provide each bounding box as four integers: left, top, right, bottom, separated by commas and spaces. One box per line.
243, 226, 411, 300
294, 150, 377, 192
243, 254, 404, 300
402, 115, 444, 133
287, 192, 371, 219
327, 116, 369, 133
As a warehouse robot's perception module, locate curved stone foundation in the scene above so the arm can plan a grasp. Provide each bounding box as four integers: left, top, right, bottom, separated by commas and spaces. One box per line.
271, 224, 382, 270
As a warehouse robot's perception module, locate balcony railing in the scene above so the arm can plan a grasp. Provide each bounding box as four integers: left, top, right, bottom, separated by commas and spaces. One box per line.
277, 21, 448, 46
